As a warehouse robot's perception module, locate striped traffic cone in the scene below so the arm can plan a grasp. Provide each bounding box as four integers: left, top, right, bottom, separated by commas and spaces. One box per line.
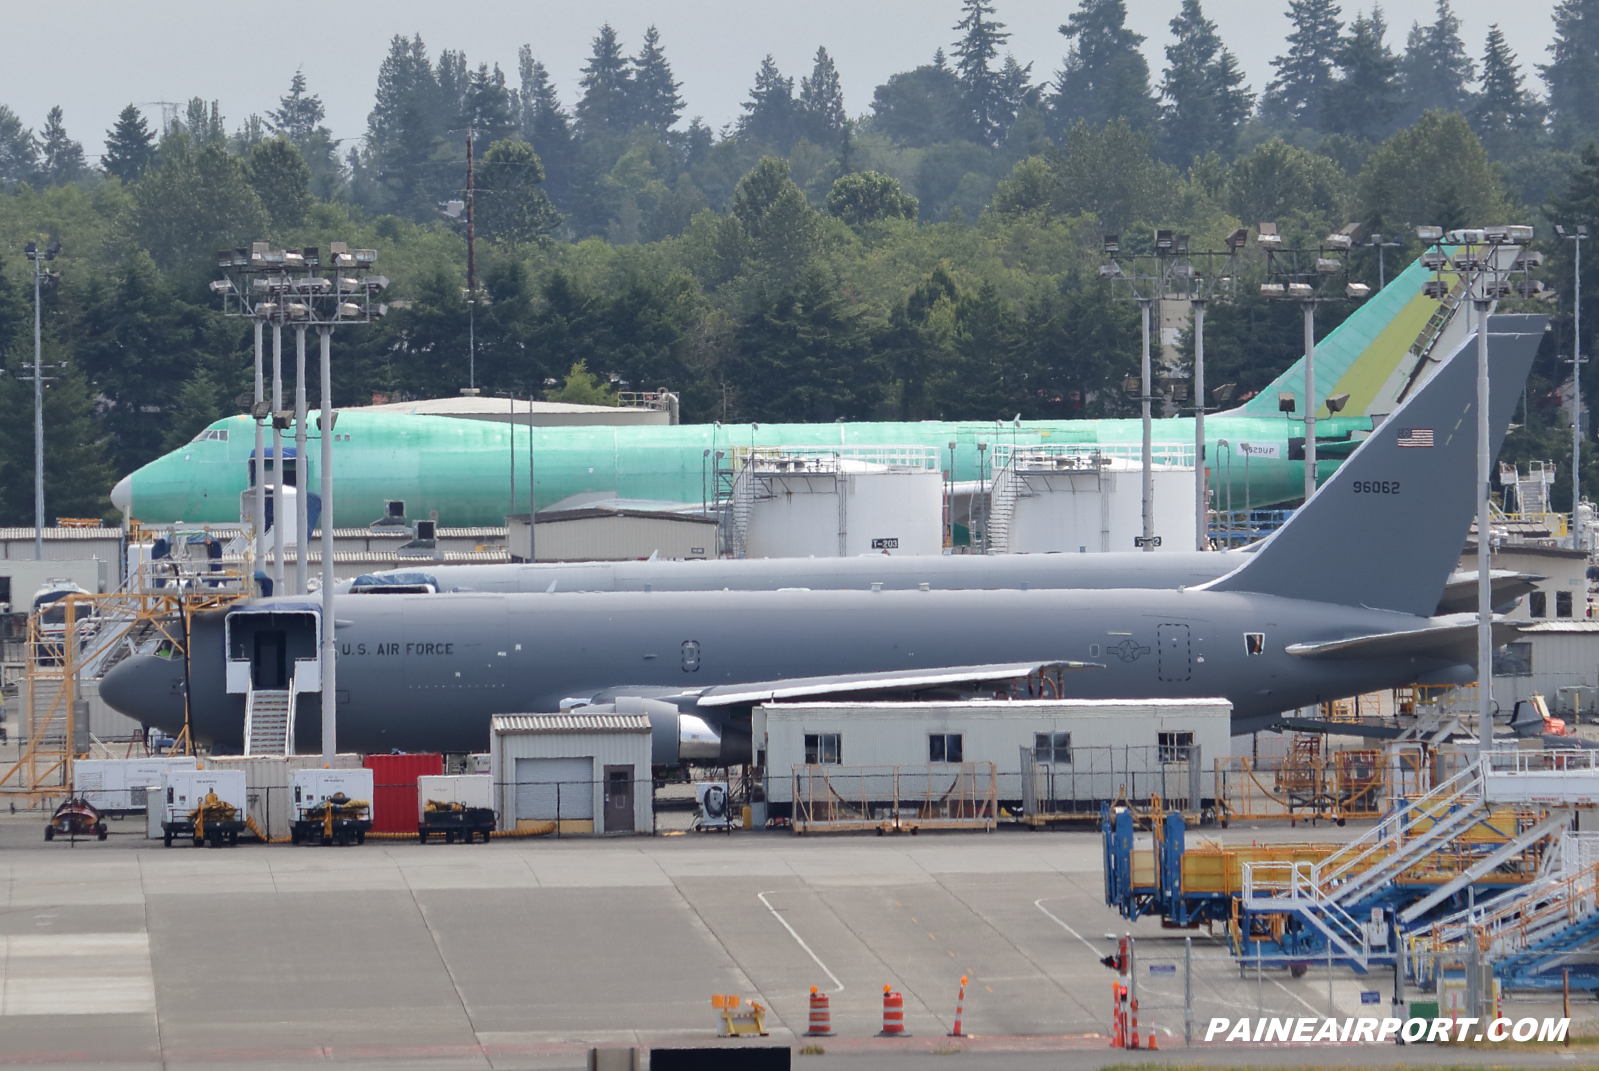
950, 976, 967, 1037
807, 986, 833, 1036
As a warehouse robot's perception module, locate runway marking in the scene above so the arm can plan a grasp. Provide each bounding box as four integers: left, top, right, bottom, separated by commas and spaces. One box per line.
1034, 899, 1105, 958
757, 890, 843, 992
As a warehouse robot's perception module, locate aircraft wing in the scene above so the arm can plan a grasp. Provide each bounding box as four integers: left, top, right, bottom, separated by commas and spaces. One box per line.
1285, 620, 1524, 663
1434, 571, 1544, 615
692, 660, 1102, 708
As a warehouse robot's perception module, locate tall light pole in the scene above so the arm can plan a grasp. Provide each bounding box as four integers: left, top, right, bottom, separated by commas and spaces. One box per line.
1259, 225, 1370, 504
1178, 228, 1249, 551
271, 322, 285, 593
23, 240, 59, 559
1367, 233, 1402, 290
1556, 224, 1587, 519
294, 322, 309, 595
213, 240, 387, 761
1137, 296, 1154, 550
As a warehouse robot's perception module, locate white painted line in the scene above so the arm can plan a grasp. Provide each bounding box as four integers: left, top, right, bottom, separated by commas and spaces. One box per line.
757, 890, 843, 992
1035, 898, 1105, 958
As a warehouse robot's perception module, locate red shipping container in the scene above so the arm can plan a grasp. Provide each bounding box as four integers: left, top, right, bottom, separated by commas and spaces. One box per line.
364, 753, 443, 833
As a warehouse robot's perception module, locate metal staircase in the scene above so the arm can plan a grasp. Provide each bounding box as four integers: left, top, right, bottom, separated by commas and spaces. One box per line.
983, 458, 1027, 554
243, 686, 294, 756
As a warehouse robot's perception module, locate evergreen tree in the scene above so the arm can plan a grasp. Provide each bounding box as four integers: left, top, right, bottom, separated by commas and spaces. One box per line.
869, 60, 967, 147
576, 24, 633, 137
0, 105, 38, 188
1541, 0, 1599, 148
463, 62, 516, 142
995, 54, 1038, 143
103, 105, 155, 184
161, 370, 223, 452
1359, 110, 1511, 235
1398, 1, 1475, 120
363, 34, 446, 219
39, 107, 84, 185
476, 138, 562, 247
730, 269, 877, 422
183, 98, 226, 147
799, 47, 847, 145
1473, 25, 1545, 155
248, 137, 313, 230
1158, 0, 1253, 166
133, 133, 270, 285
738, 56, 798, 150
1262, 0, 1344, 130
0, 364, 113, 524
951, 0, 1012, 145
1052, 0, 1159, 135
517, 48, 574, 196
435, 49, 470, 127
269, 69, 329, 145
1323, 9, 1402, 139
630, 26, 684, 134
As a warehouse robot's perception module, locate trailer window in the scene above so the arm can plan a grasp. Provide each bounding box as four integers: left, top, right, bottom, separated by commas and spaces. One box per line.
804, 733, 840, 765
1530, 591, 1547, 618
1158, 731, 1195, 763
928, 733, 963, 763
1034, 732, 1071, 764
1557, 590, 1574, 618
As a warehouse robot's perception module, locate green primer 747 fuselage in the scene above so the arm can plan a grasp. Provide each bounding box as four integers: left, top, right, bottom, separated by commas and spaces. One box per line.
115, 255, 1453, 527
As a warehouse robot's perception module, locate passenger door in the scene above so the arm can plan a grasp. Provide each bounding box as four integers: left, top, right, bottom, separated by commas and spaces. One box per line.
1157, 624, 1191, 682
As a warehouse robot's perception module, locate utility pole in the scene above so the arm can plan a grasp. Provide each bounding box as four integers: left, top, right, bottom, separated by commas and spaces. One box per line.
466, 128, 477, 391
24, 240, 59, 559
1557, 225, 1587, 518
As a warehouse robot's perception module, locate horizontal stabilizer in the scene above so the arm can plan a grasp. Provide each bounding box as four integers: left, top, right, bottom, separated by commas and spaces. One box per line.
692, 660, 1100, 708
1435, 570, 1545, 615
1285, 619, 1523, 664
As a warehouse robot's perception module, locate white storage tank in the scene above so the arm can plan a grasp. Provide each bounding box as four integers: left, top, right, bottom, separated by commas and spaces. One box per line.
733, 447, 943, 558
989, 446, 1196, 554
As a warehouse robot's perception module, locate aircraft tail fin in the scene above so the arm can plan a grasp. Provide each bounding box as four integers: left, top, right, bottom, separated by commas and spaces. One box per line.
1232, 254, 1450, 420
1206, 314, 1546, 618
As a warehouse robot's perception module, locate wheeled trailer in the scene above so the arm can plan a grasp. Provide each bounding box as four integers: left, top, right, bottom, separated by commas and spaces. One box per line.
418, 805, 494, 843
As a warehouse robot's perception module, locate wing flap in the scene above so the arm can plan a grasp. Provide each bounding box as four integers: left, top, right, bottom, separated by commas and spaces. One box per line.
693, 660, 1101, 707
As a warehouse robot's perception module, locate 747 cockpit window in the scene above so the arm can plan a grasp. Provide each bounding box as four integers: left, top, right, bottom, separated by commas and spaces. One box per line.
190, 428, 229, 443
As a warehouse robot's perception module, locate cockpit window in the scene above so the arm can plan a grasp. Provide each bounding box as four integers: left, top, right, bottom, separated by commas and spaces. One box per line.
349, 571, 438, 594
190, 428, 229, 443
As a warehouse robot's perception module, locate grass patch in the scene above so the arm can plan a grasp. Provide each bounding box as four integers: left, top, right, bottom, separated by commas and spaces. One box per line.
797, 1043, 825, 1056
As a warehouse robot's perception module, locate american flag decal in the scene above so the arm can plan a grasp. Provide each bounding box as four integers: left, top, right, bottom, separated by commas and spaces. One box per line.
1396, 428, 1434, 448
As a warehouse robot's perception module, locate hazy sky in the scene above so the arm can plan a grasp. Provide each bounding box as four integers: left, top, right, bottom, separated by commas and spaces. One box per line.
2, 1, 1561, 160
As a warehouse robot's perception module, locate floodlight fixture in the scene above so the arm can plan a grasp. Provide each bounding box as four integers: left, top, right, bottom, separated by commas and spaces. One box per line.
1421, 251, 1449, 270
302, 247, 320, 268
1416, 225, 1444, 242
1514, 251, 1545, 270
1257, 222, 1281, 248
363, 275, 389, 293
1102, 234, 1120, 254
285, 302, 310, 320
208, 279, 234, 295
354, 249, 378, 266
1323, 233, 1353, 251
1212, 382, 1236, 403
1517, 280, 1548, 297
45, 240, 60, 259
336, 302, 363, 319
1173, 233, 1190, 255
1225, 228, 1248, 250
1581, 225, 1591, 238
1098, 264, 1123, 279
1555, 224, 1568, 239
1423, 280, 1450, 299
1484, 225, 1510, 243
1260, 282, 1286, 298
1450, 228, 1486, 245
1326, 393, 1350, 414
1346, 282, 1371, 299
1153, 229, 1174, 252
1286, 282, 1314, 299
282, 250, 305, 269
1123, 376, 1141, 396
1278, 392, 1297, 414
23, 241, 36, 256
1316, 257, 1342, 274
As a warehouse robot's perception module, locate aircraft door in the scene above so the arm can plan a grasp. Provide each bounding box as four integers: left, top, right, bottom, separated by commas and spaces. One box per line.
254, 631, 287, 689
1157, 624, 1191, 682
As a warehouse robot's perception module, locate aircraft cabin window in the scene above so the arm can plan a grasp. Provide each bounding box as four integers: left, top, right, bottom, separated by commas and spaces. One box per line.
1557, 590, 1574, 618
1089, 644, 1100, 657
1158, 731, 1195, 763
928, 733, 963, 763
1034, 732, 1071, 764
804, 733, 841, 765
1244, 632, 1265, 656
1529, 591, 1547, 618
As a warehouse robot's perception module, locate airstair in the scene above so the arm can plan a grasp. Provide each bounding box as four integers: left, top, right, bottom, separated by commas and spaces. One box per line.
243, 686, 294, 756
983, 456, 1027, 554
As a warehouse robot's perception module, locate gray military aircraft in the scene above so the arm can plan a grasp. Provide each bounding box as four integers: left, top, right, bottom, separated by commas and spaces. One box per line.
102, 316, 1545, 762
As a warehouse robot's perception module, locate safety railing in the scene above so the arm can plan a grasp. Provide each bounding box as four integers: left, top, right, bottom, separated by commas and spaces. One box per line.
992, 441, 1195, 469
1023, 745, 1203, 823
791, 763, 997, 834
1213, 747, 1424, 825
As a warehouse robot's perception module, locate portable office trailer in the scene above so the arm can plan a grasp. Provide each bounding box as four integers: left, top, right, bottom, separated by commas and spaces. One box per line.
74, 757, 197, 814
754, 698, 1232, 807
489, 714, 653, 834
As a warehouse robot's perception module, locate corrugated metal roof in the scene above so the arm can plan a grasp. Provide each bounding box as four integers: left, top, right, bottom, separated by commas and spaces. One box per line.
492, 713, 651, 733
1519, 621, 1599, 633
0, 528, 123, 539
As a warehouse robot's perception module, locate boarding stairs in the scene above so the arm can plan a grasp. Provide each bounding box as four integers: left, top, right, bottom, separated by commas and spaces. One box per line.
243, 685, 294, 756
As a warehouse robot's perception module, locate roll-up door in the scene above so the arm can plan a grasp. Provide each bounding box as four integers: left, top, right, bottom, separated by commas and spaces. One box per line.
514, 757, 593, 820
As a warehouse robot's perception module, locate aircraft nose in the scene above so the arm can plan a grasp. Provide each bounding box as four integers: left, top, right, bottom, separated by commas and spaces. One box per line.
110, 474, 133, 518
99, 653, 187, 734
